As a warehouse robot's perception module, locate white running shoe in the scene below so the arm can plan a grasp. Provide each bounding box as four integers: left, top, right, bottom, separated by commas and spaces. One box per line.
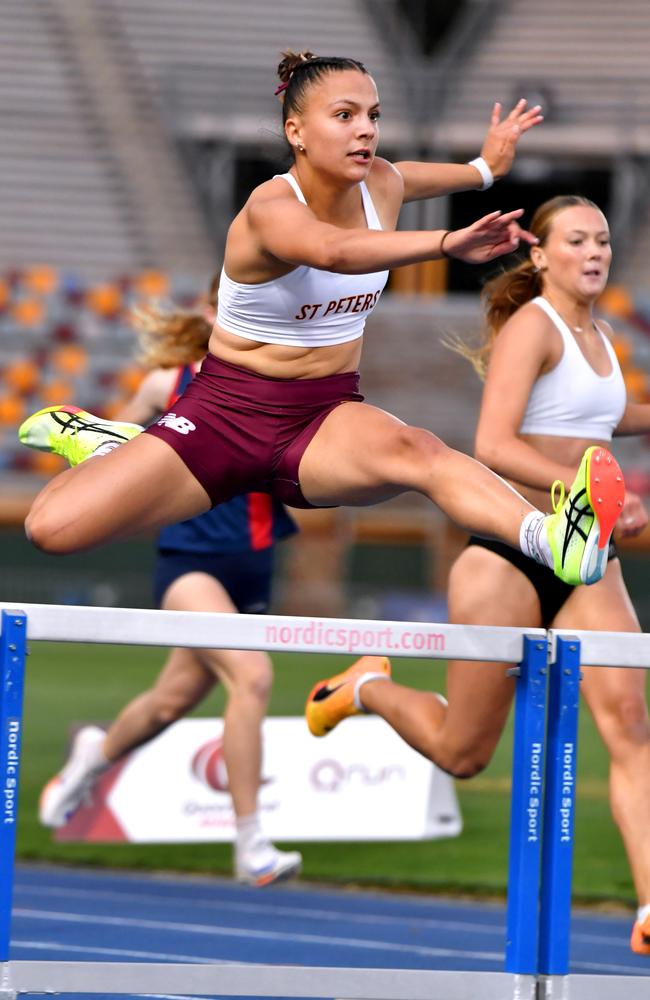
235, 836, 302, 887
39, 725, 108, 827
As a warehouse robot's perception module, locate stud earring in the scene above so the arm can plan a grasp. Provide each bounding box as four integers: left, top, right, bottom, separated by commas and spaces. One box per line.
297, 143, 305, 152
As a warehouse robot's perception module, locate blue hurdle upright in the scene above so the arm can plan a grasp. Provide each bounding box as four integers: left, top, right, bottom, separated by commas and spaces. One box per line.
2, 602, 650, 998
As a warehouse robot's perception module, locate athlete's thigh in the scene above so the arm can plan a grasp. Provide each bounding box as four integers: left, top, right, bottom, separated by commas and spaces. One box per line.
161, 571, 269, 689
297, 401, 441, 506
552, 560, 646, 737
445, 545, 543, 753
29, 434, 211, 551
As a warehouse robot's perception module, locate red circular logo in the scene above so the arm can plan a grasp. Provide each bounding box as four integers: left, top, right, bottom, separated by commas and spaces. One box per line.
191, 737, 229, 793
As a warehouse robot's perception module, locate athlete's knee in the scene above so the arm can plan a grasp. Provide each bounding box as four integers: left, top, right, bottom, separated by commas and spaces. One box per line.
394, 425, 449, 463
435, 743, 496, 780
25, 505, 77, 555
220, 652, 273, 706
240, 654, 274, 704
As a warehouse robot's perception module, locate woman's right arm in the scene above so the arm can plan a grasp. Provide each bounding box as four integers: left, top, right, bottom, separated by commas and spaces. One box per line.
474, 308, 578, 490
116, 369, 176, 426
246, 184, 530, 274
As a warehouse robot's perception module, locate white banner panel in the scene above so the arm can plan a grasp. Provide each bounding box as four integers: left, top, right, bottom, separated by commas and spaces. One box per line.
56, 717, 462, 843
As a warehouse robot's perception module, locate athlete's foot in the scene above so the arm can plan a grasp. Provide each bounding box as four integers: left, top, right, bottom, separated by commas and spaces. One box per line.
630, 913, 650, 955
19, 405, 142, 466
234, 838, 302, 887
305, 655, 391, 737
545, 445, 625, 586
39, 725, 108, 827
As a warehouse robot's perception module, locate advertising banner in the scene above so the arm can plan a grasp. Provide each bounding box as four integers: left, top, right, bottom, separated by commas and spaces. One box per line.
56, 716, 462, 842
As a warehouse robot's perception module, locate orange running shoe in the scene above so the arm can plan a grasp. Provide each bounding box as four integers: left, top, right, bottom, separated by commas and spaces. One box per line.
305, 655, 391, 737
630, 912, 650, 955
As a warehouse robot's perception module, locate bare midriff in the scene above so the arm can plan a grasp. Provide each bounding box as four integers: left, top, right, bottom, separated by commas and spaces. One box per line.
511, 432, 611, 512
208, 323, 364, 380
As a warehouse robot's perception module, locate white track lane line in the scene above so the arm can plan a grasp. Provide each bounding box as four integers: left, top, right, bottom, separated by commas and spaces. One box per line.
14, 883, 506, 936
13, 907, 503, 963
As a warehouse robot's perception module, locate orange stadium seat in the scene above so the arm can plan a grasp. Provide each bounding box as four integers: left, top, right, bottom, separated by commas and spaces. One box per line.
30, 451, 66, 477
0, 394, 27, 426
86, 283, 123, 318
115, 366, 145, 395
612, 334, 633, 366
4, 359, 40, 395
599, 285, 634, 320
134, 271, 170, 300
0, 279, 10, 313
38, 378, 75, 406
52, 344, 88, 377
623, 368, 649, 403
10, 298, 45, 328
23, 266, 59, 297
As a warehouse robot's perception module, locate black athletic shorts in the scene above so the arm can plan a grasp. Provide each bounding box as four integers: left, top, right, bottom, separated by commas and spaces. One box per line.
465, 536, 618, 627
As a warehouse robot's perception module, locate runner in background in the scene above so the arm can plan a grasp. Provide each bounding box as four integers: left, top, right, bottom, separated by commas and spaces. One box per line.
39, 277, 302, 887
308, 196, 650, 950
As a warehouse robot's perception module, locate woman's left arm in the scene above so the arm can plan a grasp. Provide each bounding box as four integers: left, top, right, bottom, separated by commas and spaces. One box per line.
614, 401, 650, 436
395, 99, 543, 203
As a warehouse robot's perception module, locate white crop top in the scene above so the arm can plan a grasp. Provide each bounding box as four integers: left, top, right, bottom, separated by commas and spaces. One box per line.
216, 172, 390, 347
519, 297, 626, 440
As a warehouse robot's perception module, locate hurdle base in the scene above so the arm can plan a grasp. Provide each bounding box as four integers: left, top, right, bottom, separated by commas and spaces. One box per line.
539, 973, 650, 999
0, 961, 16, 1000
4, 961, 537, 999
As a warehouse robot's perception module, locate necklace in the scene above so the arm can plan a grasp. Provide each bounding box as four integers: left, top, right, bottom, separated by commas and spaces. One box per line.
543, 296, 590, 334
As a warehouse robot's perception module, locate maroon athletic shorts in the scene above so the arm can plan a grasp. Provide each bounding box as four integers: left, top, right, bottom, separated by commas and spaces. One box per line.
145, 353, 364, 508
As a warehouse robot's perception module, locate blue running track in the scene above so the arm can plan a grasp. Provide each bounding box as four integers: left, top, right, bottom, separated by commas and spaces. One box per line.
10, 863, 650, 997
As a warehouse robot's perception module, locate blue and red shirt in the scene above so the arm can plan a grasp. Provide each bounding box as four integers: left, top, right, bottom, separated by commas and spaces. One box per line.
156, 363, 297, 554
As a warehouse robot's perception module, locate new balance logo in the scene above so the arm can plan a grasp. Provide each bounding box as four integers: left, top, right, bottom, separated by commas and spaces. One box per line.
157, 413, 196, 435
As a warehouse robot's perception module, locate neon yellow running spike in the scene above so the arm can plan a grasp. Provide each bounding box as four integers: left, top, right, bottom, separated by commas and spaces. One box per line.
545, 445, 625, 586
19, 405, 142, 467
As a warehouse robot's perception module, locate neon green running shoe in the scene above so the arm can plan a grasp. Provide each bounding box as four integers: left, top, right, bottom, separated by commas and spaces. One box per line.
546, 445, 625, 586
19, 405, 142, 467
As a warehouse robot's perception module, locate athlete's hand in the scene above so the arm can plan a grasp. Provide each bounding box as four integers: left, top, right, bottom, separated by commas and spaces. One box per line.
441, 210, 538, 264
615, 490, 648, 539
480, 100, 544, 181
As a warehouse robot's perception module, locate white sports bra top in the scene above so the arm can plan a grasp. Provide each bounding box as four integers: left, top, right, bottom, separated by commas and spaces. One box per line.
519, 297, 626, 440
216, 172, 389, 347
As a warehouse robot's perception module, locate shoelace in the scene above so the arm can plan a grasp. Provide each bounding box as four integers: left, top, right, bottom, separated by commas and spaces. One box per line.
550, 479, 566, 514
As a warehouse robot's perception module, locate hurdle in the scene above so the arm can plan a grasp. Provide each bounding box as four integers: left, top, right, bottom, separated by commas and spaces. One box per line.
0, 603, 648, 998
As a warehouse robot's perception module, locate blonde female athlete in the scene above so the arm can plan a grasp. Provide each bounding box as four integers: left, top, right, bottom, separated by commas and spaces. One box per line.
307, 195, 650, 953
20, 55, 623, 642
38, 286, 301, 886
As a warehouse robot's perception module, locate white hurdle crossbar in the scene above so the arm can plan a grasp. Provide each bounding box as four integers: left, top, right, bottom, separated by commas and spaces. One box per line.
2, 604, 650, 998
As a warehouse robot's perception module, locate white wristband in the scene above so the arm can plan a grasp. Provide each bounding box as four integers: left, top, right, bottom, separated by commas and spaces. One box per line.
468, 156, 494, 191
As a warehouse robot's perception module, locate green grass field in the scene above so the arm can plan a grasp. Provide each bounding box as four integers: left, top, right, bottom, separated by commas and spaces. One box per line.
16, 640, 637, 908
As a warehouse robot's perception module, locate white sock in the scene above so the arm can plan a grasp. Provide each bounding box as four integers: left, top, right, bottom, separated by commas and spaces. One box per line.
90, 743, 111, 775
638, 903, 650, 924
519, 511, 553, 569
353, 672, 390, 711
235, 812, 263, 855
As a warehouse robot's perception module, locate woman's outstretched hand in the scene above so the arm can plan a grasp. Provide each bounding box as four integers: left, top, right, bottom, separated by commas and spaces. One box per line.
615, 490, 648, 539
480, 99, 544, 180
441, 210, 538, 264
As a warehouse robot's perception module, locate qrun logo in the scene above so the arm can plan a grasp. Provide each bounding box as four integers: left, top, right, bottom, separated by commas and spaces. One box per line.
157, 413, 196, 435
